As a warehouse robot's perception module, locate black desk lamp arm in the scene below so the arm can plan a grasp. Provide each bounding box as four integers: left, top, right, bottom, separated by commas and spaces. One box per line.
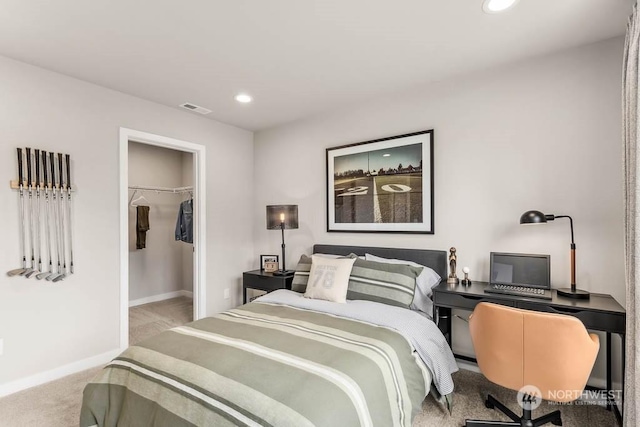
553, 215, 574, 246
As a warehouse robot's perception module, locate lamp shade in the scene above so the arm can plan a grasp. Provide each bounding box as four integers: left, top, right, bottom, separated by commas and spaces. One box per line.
266, 205, 299, 230
520, 210, 551, 224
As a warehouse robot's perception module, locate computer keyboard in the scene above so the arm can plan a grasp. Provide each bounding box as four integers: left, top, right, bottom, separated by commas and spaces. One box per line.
484, 284, 552, 300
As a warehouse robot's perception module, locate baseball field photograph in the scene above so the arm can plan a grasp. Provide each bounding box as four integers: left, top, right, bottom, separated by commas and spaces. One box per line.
327, 130, 434, 233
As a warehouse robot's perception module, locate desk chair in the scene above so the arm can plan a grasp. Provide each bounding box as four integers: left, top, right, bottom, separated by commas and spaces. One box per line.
465, 302, 600, 427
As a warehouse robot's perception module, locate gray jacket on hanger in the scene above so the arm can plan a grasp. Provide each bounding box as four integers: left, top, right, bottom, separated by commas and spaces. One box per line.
175, 199, 193, 244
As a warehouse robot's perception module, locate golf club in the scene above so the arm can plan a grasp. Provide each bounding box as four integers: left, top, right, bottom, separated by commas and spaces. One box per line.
34, 149, 42, 274
7, 148, 28, 277
36, 151, 54, 280
65, 154, 74, 275
24, 148, 37, 278
47, 151, 63, 282
52, 153, 67, 282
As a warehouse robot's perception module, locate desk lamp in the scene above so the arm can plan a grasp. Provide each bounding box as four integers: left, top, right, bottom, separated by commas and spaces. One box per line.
266, 205, 298, 276
520, 210, 589, 299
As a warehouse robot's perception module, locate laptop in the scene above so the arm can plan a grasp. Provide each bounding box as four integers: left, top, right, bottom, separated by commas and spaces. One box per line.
485, 252, 552, 300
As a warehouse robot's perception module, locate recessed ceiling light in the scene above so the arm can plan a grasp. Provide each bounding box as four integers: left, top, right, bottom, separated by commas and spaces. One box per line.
235, 93, 253, 103
383, 154, 391, 157
482, 0, 519, 13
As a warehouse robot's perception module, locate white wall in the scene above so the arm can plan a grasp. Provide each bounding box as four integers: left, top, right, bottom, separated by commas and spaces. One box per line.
128, 142, 192, 302
254, 38, 624, 384
181, 152, 194, 293
0, 55, 254, 388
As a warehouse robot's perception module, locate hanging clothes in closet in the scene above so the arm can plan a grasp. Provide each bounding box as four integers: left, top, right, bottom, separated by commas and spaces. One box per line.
136, 205, 150, 249
175, 198, 193, 244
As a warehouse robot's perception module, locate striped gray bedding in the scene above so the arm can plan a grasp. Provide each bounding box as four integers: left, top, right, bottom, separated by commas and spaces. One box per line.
81, 293, 455, 427
259, 290, 457, 396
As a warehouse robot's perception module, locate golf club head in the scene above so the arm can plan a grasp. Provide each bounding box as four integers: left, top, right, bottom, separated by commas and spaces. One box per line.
52, 274, 66, 282
25, 269, 39, 278
45, 273, 59, 281
35, 271, 50, 280
21, 268, 34, 276
7, 268, 26, 277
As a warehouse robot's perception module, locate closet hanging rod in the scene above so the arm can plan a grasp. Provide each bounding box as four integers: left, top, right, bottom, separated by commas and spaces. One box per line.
128, 185, 193, 194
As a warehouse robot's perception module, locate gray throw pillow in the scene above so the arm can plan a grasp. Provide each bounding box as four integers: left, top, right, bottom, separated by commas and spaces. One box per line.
291, 254, 312, 293
346, 257, 421, 308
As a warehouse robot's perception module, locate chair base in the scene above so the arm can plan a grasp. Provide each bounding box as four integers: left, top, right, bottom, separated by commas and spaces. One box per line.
465, 394, 562, 427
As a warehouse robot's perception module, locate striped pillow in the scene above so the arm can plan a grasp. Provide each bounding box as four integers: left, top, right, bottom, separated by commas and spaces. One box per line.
291, 255, 312, 293
346, 257, 422, 308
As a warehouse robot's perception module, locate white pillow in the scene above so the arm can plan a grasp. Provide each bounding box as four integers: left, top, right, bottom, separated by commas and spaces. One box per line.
304, 255, 356, 303
314, 253, 365, 259
364, 253, 442, 315
313, 253, 343, 259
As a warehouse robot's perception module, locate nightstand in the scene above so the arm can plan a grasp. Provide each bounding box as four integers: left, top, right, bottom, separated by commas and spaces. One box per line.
242, 270, 294, 304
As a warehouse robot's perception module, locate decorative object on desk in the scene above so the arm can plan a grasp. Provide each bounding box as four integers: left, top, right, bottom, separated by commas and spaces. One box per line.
260, 254, 279, 271
266, 205, 298, 276
447, 247, 459, 284
326, 129, 434, 234
520, 210, 589, 299
461, 266, 472, 286
263, 261, 279, 273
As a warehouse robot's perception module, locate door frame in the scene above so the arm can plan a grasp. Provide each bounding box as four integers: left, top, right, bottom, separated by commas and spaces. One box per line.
119, 127, 207, 350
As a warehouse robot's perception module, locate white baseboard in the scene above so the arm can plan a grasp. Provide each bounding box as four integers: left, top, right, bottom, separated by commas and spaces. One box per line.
0, 348, 121, 398
129, 290, 193, 307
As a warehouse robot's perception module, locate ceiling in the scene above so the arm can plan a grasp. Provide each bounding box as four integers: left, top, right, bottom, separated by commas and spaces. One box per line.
0, 1, 632, 131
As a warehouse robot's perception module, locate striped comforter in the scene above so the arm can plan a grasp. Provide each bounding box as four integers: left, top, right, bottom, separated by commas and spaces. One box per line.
81, 294, 455, 427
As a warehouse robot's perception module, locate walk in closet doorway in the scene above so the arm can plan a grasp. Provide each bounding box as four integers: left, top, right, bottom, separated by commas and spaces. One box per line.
119, 128, 207, 350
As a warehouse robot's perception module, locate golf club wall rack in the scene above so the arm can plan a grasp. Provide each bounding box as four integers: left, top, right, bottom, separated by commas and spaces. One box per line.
9, 181, 76, 191
7, 148, 75, 282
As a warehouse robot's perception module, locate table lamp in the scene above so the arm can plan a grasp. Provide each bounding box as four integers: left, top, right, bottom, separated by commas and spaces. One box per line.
266, 205, 298, 276
519, 210, 589, 299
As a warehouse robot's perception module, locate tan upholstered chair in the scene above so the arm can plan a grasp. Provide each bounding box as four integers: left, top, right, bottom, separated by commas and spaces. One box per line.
465, 302, 600, 427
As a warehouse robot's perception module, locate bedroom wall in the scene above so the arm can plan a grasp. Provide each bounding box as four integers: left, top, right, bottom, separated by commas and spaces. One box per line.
128, 142, 192, 303
181, 152, 194, 294
253, 37, 624, 385
0, 54, 254, 390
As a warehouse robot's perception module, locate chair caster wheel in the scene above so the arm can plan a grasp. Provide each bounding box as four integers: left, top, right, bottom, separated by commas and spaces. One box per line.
484, 399, 494, 409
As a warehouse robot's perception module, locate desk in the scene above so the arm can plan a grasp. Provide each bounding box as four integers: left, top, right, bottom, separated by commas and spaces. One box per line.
432, 281, 626, 424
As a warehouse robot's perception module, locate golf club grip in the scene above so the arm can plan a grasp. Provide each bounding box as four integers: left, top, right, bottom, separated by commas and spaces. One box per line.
58, 153, 63, 189
49, 152, 56, 187
17, 148, 23, 185
35, 149, 40, 186
65, 154, 71, 190
42, 151, 48, 187
26, 147, 32, 186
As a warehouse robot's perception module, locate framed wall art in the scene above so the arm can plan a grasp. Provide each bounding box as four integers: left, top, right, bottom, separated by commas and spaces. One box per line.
260, 254, 279, 271
326, 129, 434, 234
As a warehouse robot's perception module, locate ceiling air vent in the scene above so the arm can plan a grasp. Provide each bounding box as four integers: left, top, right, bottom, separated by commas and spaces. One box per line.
179, 103, 212, 115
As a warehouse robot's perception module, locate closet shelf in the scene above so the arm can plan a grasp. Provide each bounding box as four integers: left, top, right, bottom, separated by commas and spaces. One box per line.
128, 185, 193, 194
128, 185, 193, 205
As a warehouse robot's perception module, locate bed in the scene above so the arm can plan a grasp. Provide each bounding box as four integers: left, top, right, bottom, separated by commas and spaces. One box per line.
80, 245, 457, 427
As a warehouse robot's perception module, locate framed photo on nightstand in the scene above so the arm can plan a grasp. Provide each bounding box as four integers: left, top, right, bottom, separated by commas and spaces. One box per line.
260, 254, 279, 271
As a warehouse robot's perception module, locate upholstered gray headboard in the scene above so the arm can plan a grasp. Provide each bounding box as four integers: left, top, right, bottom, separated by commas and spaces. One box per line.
313, 244, 447, 280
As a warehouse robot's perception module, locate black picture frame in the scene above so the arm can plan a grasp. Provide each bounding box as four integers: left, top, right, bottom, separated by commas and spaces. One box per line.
326, 129, 434, 234
260, 254, 279, 271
